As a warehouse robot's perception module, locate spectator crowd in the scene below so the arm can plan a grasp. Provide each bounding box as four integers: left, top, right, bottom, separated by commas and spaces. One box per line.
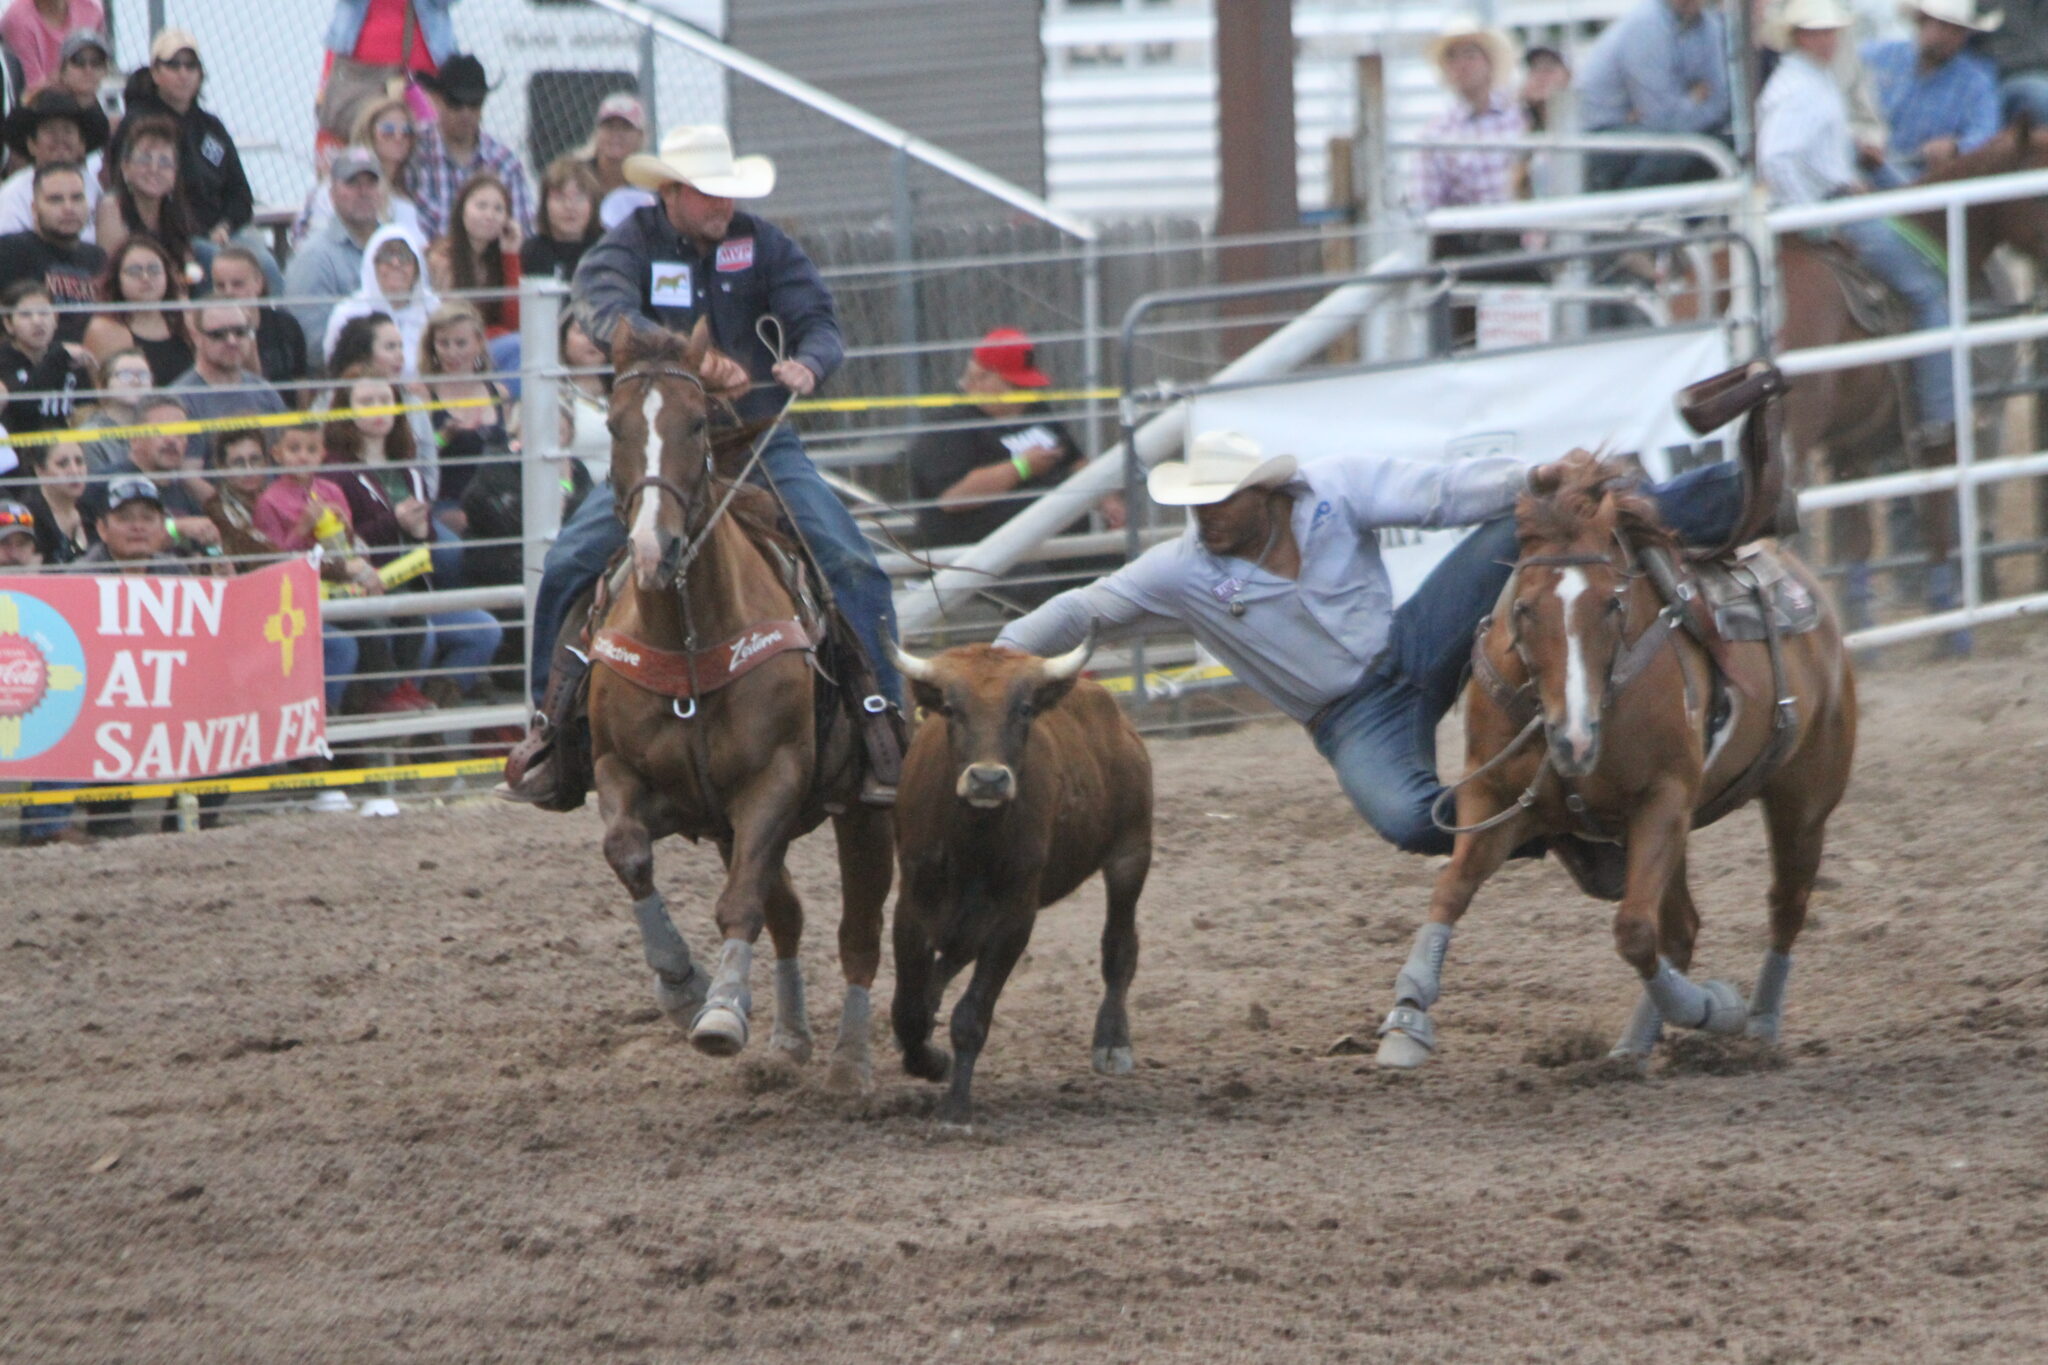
0, 4, 647, 840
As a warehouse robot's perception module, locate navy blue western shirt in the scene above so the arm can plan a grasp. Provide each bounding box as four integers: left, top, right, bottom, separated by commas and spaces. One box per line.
571, 205, 844, 423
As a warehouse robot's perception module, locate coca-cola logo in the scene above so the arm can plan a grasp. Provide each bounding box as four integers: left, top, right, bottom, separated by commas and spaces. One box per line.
0, 633, 48, 717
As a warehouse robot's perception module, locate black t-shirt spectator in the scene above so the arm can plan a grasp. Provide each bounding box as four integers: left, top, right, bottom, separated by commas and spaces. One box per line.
0, 339, 92, 435
115, 70, 254, 236
0, 233, 105, 343
907, 405, 1086, 548
520, 233, 593, 284
22, 487, 94, 564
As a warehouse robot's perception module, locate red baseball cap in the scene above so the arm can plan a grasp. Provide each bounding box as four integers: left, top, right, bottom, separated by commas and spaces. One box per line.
972, 327, 1050, 388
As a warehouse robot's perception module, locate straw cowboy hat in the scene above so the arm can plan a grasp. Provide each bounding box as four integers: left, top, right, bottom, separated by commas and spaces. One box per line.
1148, 430, 1298, 507
1763, 0, 1856, 50
623, 125, 776, 198
1424, 16, 1519, 86
1902, 0, 2002, 31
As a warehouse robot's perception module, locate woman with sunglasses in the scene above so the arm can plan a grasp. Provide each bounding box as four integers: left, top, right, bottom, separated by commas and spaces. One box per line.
81, 234, 192, 384
51, 28, 110, 112
0, 1, 105, 90
290, 95, 423, 249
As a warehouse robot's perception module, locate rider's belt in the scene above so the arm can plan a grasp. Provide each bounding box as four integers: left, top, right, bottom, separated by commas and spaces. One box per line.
590, 619, 821, 702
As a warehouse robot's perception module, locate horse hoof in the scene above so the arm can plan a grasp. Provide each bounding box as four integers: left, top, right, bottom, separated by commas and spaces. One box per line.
770, 1030, 814, 1065
1744, 1011, 1783, 1044
654, 969, 709, 1028
1700, 980, 1749, 1035
1376, 1030, 1434, 1070
690, 1005, 749, 1057
825, 1050, 872, 1095
1092, 1045, 1135, 1076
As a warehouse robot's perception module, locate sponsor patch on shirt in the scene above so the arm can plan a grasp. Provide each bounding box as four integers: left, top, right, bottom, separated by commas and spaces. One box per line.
715, 238, 754, 272
649, 261, 693, 307
200, 134, 226, 168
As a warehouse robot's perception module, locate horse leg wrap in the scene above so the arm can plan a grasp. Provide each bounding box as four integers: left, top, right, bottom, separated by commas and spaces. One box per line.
632, 893, 696, 985
771, 957, 812, 1061
836, 983, 872, 1057
1394, 922, 1454, 1010
1746, 949, 1793, 1042
705, 938, 753, 1015
1611, 989, 1665, 1058
1645, 958, 1747, 1034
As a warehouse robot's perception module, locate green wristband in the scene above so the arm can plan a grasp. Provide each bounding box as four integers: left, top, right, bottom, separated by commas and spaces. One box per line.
1011, 451, 1032, 482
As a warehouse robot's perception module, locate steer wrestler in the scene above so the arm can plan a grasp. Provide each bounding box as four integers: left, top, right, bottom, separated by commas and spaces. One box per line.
995, 429, 1744, 886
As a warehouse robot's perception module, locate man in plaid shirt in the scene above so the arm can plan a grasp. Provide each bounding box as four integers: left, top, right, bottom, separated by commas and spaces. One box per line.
406, 53, 534, 240
1413, 21, 1528, 211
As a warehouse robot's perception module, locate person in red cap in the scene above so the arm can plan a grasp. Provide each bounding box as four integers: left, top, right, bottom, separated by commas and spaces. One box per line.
906, 326, 1123, 558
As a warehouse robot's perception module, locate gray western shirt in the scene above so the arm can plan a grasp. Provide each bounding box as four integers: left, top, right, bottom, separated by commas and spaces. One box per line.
995, 454, 1529, 724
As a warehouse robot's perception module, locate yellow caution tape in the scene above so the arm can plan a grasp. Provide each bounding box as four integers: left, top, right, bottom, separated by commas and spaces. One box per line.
0, 757, 504, 807
5, 395, 500, 448
6, 386, 1117, 450
1094, 663, 1235, 695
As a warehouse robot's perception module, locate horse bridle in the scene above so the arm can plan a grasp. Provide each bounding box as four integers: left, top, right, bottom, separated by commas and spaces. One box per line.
1433, 539, 1683, 839
1502, 546, 1636, 684
612, 364, 714, 536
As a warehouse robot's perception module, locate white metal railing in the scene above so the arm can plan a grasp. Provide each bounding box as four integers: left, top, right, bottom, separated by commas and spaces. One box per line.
1764, 167, 2048, 650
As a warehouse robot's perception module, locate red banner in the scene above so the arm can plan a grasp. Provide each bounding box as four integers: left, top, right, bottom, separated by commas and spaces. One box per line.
0, 560, 327, 782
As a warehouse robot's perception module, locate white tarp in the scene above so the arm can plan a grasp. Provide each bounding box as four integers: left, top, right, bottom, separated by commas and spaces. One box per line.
1186, 325, 1734, 601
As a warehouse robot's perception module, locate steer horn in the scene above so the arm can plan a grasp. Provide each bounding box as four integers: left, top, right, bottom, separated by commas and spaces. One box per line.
1038, 626, 1097, 682
885, 637, 939, 685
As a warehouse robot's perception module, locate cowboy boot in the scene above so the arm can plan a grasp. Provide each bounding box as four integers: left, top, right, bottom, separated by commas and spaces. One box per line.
499, 637, 593, 811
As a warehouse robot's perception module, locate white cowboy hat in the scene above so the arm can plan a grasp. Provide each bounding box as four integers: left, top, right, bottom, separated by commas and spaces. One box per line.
1147, 430, 1298, 507
1763, 0, 1856, 49
623, 125, 776, 198
1901, 0, 2002, 30
1424, 17, 1519, 88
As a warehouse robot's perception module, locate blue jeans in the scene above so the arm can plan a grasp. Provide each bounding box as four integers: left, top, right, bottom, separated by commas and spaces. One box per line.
2001, 73, 2048, 124
421, 608, 504, 693
489, 334, 522, 400
322, 627, 358, 712
530, 424, 901, 704
19, 783, 75, 841
1836, 217, 1954, 430
1311, 462, 1743, 855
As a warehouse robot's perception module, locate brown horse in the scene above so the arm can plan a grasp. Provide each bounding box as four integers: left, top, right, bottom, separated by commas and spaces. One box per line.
1373, 453, 1857, 1069
588, 321, 891, 1089
1779, 125, 2048, 631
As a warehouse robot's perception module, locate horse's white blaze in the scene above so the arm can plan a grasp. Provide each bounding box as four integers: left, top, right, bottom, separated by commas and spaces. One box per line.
629, 387, 667, 574
1556, 568, 1595, 751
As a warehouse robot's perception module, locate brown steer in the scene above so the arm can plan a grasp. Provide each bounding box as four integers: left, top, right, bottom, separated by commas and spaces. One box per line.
886, 636, 1153, 1125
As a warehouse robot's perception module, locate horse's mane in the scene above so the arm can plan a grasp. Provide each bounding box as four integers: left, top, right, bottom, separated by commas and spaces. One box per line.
1515, 449, 1677, 555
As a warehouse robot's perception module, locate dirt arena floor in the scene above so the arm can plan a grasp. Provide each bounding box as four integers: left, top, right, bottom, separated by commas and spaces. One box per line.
5, 628, 2048, 1364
